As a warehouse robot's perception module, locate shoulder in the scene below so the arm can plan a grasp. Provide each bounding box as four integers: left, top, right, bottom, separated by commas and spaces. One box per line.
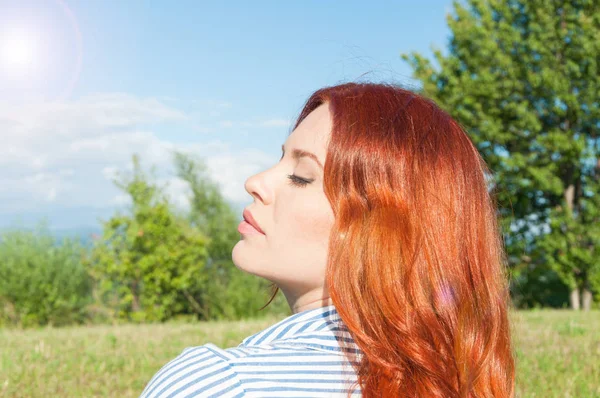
139, 343, 249, 398
141, 341, 360, 397
226, 344, 360, 396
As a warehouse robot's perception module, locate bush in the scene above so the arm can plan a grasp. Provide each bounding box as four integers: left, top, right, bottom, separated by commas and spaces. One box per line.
0, 224, 92, 327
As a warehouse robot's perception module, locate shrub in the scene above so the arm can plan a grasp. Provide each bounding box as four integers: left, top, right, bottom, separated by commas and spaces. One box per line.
0, 224, 92, 327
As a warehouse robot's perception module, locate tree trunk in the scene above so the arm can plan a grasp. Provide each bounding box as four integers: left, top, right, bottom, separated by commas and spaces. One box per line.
182, 289, 209, 320
570, 287, 580, 310
564, 170, 580, 311
582, 285, 593, 311
564, 184, 575, 214
131, 280, 141, 312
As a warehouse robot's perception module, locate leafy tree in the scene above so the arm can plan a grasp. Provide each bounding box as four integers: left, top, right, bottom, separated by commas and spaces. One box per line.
403, 0, 600, 309
0, 222, 92, 327
87, 154, 210, 321
173, 151, 289, 319
537, 168, 600, 309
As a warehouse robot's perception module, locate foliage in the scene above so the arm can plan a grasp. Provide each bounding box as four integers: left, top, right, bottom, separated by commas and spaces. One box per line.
510, 261, 570, 308
402, 0, 600, 308
0, 150, 288, 327
172, 151, 289, 319
87, 154, 211, 322
87, 153, 288, 322
537, 170, 600, 296
0, 223, 92, 327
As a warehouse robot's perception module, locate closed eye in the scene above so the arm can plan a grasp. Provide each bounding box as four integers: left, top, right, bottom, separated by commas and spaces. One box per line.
287, 174, 312, 187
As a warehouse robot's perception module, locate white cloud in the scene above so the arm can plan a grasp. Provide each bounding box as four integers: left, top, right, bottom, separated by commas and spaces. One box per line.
0, 94, 278, 226
46, 187, 57, 202
111, 193, 131, 206
101, 166, 119, 181
160, 176, 193, 212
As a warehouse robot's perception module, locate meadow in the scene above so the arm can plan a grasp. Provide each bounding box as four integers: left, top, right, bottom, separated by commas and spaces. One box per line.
1, 310, 598, 397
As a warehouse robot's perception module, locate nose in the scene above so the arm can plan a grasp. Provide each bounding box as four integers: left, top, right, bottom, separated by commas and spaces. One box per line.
244, 170, 271, 205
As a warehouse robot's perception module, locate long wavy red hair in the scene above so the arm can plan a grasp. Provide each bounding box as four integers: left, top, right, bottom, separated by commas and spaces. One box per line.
264, 82, 515, 397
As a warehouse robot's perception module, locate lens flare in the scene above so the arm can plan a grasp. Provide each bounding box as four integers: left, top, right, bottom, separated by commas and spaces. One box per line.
1, 37, 33, 67
0, 32, 38, 73
0, 0, 83, 101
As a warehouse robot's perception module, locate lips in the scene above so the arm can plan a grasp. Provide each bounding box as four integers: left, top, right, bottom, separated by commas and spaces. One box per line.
243, 209, 265, 234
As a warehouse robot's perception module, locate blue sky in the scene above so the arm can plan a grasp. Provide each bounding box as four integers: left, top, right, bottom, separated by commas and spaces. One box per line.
0, 0, 452, 230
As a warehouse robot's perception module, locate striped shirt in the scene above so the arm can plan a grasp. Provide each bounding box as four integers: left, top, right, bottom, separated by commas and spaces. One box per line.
140, 304, 363, 397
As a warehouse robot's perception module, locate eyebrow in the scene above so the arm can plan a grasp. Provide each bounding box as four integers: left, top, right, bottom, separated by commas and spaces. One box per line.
281, 144, 323, 170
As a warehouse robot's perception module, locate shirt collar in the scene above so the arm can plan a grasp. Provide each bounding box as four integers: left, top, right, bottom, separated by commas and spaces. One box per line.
240, 304, 342, 347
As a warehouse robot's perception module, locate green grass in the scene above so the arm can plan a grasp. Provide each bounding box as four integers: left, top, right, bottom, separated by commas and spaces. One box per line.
1, 310, 599, 397
511, 310, 600, 397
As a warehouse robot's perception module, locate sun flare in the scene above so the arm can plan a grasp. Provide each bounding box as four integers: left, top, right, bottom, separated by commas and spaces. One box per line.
1, 34, 37, 69
0, 1, 83, 100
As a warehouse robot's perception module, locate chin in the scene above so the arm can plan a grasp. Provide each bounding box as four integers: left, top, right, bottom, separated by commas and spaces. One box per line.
231, 242, 245, 268
232, 242, 263, 276
234, 247, 283, 285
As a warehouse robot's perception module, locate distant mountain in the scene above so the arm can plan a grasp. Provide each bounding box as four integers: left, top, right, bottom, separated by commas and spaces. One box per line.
51, 226, 103, 247
0, 200, 248, 248
0, 224, 102, 248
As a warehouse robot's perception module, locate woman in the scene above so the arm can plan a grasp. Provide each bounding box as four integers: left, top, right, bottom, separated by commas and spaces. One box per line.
140, 82, 516, 397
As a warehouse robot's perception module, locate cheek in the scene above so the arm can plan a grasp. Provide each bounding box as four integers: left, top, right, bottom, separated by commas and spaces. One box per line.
288, 197, 334, 246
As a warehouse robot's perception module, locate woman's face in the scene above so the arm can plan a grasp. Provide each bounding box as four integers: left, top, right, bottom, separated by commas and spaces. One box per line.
231, 103, 334, 305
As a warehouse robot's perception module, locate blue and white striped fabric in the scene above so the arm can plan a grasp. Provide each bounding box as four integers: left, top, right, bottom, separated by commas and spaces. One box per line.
140, 304, 363, 397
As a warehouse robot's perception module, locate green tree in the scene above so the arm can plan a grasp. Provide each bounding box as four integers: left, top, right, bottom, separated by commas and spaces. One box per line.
403, 0, 600, 309
0, 222, 92, 327
173, 151, 288, 319
87, 154, 210, 321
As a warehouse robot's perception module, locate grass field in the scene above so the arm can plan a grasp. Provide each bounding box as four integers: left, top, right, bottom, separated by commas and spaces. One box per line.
1, 310, 599, 397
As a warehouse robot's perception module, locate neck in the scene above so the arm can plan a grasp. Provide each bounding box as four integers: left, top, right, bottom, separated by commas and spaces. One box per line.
281, 288, 334, 314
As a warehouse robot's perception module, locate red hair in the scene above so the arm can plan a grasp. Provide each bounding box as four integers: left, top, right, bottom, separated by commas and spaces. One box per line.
266, 82, 515, 397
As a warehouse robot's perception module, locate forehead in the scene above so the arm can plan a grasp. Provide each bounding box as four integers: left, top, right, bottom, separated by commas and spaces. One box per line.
285, 103, 331, 161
